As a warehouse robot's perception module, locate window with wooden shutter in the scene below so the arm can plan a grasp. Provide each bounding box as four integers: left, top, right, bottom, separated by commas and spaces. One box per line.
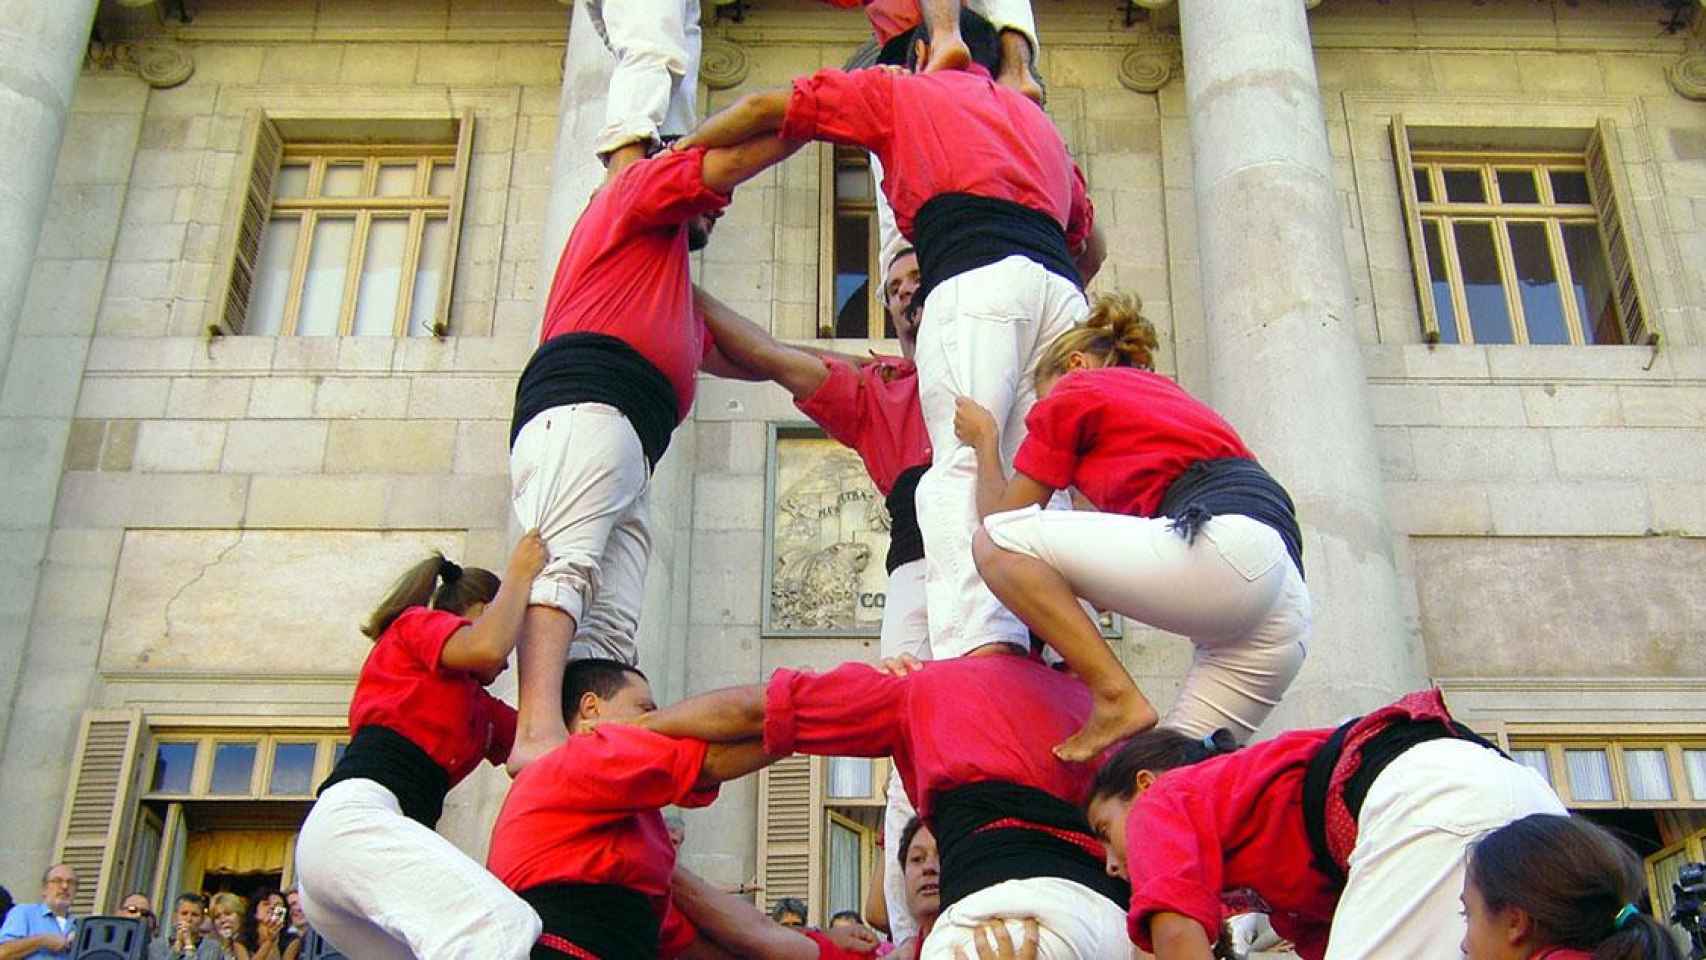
756, 754, 818, 920
1390, 115, 1442, 344
53, 709, 145, 916
1585, 119, 1658, 347
210, 110, 284, 336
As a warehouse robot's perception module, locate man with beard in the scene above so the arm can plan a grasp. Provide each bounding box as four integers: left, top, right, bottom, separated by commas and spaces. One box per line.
506, 134, 801, 772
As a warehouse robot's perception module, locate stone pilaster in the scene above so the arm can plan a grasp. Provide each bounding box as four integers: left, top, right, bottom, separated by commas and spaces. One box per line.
1177, 0, 1427, 730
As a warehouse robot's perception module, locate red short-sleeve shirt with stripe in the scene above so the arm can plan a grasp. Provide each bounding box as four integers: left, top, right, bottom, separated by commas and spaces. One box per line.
486, 726, 719, 943
1014, 367, 1255, 518
1121, 728, 1337, 960
794, 356, 929, 494
780, 66, 1091, 252
762, 654, 1097, 818
347, 606, 516, 787
539, 148, 731, 419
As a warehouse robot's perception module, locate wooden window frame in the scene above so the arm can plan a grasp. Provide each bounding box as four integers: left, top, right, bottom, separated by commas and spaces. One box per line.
823, 809, 879, 921
209, 109, 474, 338
142, 729, 347, 802
817, 144, 885, 340
1508, 733, 1706, 810
1390, 116, 1657, 347
757, 754, 892, 927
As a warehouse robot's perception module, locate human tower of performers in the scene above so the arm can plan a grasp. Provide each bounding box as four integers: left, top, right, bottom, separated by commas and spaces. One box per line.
288, 3, 1680, 959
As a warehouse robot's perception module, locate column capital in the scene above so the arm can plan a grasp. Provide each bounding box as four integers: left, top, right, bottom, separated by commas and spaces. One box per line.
86, 39, 194, 88
701, 36, 751, 90
1671, 1, 1706, 100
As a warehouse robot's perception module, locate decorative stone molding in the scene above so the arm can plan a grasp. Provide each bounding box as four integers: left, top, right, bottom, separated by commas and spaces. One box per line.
86, 40, 195, 89
700, 36, 750, 90
1119, 48, 1176, 93
1673, 51, 1706, 100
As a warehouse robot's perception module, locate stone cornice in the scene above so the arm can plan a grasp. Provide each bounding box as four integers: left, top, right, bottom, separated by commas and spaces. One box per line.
85, 39, 195, 88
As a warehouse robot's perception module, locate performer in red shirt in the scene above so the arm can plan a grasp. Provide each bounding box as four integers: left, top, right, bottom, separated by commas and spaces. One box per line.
696, 246, 931, 944
295, 535, 547, 960
488, 658, 775, 960
818, 0, 1042, 103
952, 293, 1312, 762
673, 10, 1105, 663
1462, 814, 1678, 960
620, 643, 1131, 960
506, 132, 803, 773
1083, 690, 1564, 960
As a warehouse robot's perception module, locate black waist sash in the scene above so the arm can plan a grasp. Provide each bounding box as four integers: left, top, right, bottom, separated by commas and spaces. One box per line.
912, 194, 1082, 307
510, 332, 679, 470
318, 725, 450, 828
884, 464, 927, 574
522, 883, 659, 960
1301, 717, 1502, 887
1157, 457, 1306, 579
931, 781, 1129, 913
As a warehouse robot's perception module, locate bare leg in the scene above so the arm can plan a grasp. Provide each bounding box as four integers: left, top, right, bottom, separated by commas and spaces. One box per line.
506, 604, 575, 775
920, 0, 971, 73
972, 529, 1158, 763
996, 29, 1042, 104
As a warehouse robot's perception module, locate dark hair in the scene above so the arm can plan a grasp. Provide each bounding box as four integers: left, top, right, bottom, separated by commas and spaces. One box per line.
829, 910, 863, 927
878, 8, 1002, 75
361, 553, 500, 639
771, 897, 809, 922
1087, 727, 1239, 803
898, 816, 928, 868
0, 885, 13, 926
561, 658, 648, 726
175, 892, 208, 910
1469, 814, 1681, 960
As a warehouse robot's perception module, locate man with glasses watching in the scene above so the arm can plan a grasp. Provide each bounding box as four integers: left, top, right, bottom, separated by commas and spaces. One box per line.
120, 894, 158, 942
0, 864, 77, 959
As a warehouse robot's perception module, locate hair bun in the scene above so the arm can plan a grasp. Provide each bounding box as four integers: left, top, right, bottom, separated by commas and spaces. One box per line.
1086, 293, 1159, 371
437, 557, 463, 584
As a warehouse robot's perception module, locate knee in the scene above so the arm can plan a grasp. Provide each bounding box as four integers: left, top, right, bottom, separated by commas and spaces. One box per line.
971, 527, 1008, 582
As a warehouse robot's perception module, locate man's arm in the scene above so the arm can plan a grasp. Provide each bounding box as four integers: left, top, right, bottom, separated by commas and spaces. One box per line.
1148, 913, 1216, 960
701, 131, 807, 195
697, 289, 831, 398
671, 868, 817, 960
679, 89, 793, 151
636, 684, 768, 743
1075, 220, 1107, 286
696, 739, 781, 790
0, 933, 71, 959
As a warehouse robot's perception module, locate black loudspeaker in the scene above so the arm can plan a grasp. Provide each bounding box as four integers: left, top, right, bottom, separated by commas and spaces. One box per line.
299, 928, 348, 960
72, 916, 146, 960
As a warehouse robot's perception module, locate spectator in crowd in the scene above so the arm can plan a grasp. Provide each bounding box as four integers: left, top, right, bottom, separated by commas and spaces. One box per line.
665, 812, 687, 851
0, 886, 12, 929
0, 863, 78, 959
890, 819, 942, 960
830, 911, 865, 930
280, 888, 307, 960
773, 898, 809, 928
245, 890, 293, 960
121, 893, 158, 941
151, 893, 219, 960
208, 894, 249, 960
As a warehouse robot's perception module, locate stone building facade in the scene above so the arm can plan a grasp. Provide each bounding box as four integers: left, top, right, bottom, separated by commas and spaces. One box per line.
2, 0, 1705, 935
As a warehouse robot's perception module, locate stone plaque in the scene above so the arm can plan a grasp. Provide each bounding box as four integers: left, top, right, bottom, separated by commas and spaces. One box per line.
764, 426, 889, 637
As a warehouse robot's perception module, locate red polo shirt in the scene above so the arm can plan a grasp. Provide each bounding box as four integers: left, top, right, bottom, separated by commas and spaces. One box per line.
818, 0, 916, 44
762, 654, 1097, 818
805, 929, 876, 960
347, 607, 516, 787
780, 66, 1091, 251
1122, 729, 1337, 960
539, 148, 730, 418
795, 356, 930, 494
1014, 368, 1256, 518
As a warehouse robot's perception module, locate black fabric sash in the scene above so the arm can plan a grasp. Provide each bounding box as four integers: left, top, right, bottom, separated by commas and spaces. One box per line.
884, 464, 928, 574
1301, 717, 1502, 887
510, 332, 678, 471
911, 193, 1082, 307
522, 883, 659, 960
1156, 457, 1305, 579
317, 725, 451, 828
931, 781, 1129, 913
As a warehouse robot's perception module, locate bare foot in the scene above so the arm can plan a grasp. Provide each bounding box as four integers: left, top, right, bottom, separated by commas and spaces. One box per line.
998, 64, 1044, 105
505, 731, 565, 776
924, 34, 972, 74
1053, 689, 1158, 764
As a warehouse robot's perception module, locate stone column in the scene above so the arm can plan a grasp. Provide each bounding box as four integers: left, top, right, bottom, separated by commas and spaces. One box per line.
0, 0, 99, 395
1177, 0, 1426, 729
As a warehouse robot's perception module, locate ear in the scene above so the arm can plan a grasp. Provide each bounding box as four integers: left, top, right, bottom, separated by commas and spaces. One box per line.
1133, 769, 1157, 795
911, 37, 928, 72
1500, 905, 1535, 949
577, 691, 602, 722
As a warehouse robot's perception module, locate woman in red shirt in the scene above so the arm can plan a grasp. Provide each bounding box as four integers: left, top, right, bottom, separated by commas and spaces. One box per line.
1081, 690, 1564, 960
953, 293, 1309, 762
1462, 814, 1679, 960
295, 533, 547, 960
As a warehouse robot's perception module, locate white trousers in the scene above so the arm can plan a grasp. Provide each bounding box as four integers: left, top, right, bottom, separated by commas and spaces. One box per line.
914, 257, 1087, 659
510, 403, 651, 665
297, 779, 541, 960
1323, 738, 1566, 960
984, 508, 1309, 739
590, 0, 701, 157
920, 877, 1130, 960
878, 558, 931, 662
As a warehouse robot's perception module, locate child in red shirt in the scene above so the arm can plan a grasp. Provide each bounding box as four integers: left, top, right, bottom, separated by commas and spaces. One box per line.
952, 293, 1311, 762
1083, 690, 1564, 960
296, 534, 547, 960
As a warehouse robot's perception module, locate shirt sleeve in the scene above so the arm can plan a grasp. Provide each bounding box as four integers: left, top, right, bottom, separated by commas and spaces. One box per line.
805, 929, 874, 960
1012, 379, 1097, 491
763, 663, 907, 759
613, 148, 733, 232
1065, 163, 1094, 254
531, 727, 713, 812
1124, 777, 1230, 953
387, 607, 471, 673
781, 68, 896, 152
0, 906, 27, 942
794, 357, 869, 450
480, 692, 519, 767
